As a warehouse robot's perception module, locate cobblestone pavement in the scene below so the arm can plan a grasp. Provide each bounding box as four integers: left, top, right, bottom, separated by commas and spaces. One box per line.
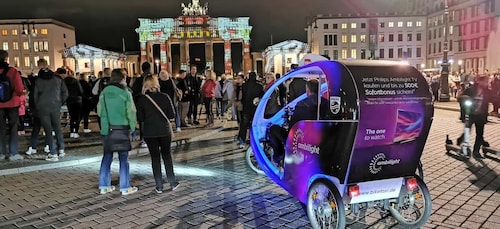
0, 109, 499, 228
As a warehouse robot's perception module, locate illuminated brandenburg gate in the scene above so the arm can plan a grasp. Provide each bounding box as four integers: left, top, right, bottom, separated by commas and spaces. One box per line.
135, 0, 252, 75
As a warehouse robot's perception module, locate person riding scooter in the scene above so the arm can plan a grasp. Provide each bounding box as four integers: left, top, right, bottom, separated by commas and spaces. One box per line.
456, 75, 491, 159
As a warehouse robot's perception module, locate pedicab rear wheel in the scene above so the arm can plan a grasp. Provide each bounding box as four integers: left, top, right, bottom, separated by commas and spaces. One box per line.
389, 176, 431, 228
306, 179, 346, 229
245, 147, 265, 175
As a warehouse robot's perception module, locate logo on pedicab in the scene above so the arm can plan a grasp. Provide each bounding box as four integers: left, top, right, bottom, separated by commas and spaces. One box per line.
292, 129, 319, 155
369, 153, 401, 174
330, 96, 341, 114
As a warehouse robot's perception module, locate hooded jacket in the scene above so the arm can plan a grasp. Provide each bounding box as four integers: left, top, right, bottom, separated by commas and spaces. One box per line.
241, 73, 264, 115
33, 68, 68, 115
0, 62, 24, 108
97, 83, 137, 135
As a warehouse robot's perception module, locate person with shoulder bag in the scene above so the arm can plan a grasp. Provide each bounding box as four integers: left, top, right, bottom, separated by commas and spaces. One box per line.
97, 68, 138, 196
158, 71, 181, 132
136, 75, 180, 193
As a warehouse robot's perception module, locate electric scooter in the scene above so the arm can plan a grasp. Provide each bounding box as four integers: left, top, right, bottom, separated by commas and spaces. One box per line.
445, 97, 473, 158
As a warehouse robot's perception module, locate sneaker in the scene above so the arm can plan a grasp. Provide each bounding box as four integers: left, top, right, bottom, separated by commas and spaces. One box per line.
140, 141, 148, 148
25, 147, 37, 155
155, 188, 163, 194
70, 133, 75, 138
121, 186, 138, 196
58, 150, 65, 157
238, 143, 246, 149
175, 128, 182, 133
8, 154, 24, 161
83, 129, 91, 133
100, 186, 115, 194
52, 131, 55, 136
72, 133, 80, 139
46, 154, 59, 162
171, 182, 180, 191
44, 145, 50, 153
193, 120, 200, 125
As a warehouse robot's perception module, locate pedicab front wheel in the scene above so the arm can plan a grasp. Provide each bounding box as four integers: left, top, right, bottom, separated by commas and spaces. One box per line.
306, 179, 346, 229
245, 147, 265, 175
389, 176, 431, 228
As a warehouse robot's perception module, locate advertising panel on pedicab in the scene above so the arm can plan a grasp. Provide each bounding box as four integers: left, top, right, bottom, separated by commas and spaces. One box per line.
347, 64, 433, 183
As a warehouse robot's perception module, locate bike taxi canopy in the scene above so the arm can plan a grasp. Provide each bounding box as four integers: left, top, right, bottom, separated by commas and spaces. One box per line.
250, 60, 433, 200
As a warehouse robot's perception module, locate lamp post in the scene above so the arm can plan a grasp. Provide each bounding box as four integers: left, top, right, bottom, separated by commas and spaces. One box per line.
155, 59, 160, 74
439, 0, 450, 102
22, 22, 37, 74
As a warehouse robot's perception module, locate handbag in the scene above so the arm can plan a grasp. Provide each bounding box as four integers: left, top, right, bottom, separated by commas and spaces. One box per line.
145, 94, 174, 137
103, 94, 131, 152
171, 79, 183, 101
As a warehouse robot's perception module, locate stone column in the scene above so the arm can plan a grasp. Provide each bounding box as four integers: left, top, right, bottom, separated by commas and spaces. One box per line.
243, 41, 252, 74
74, 57, 80, 73
160, 42, 167, 72
224, 40, 232, 74
166, 40, 172, 73
180, 40, 189, 71
281, 49, 286, 75
89, 56, 95, 75
205, 40, 213, 70
140, 42, 147, 63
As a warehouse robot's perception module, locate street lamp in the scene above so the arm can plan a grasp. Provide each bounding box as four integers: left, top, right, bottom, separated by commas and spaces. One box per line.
155, 59, 160, 74
22, 22, 37, 74
439, 0, 450, 102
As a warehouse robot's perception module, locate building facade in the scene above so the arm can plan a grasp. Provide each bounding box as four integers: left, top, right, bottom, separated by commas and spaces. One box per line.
306, 13, 427, 69
0, 19, 76, 75
135, 0, 252, 75
262, 40, 309, 75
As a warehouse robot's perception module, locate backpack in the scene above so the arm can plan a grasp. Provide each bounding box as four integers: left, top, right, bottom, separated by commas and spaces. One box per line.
0, 66, 13, 102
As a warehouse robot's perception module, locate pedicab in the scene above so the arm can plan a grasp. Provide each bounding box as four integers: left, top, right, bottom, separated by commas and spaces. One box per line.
248, 60, 433, 228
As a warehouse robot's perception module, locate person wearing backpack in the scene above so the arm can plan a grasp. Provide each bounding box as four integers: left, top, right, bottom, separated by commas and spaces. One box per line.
0, 50, 25, 161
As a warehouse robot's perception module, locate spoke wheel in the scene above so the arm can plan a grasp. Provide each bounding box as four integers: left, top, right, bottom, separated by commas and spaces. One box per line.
389, 177, 431, 228
306, 179, 346, 229
245, 147, 265, 175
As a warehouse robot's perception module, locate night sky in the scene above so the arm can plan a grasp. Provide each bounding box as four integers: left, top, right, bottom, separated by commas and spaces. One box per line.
1, 0, 408, 52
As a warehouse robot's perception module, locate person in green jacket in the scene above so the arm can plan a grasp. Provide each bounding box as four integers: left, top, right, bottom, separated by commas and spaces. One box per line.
97, 68, 138, 196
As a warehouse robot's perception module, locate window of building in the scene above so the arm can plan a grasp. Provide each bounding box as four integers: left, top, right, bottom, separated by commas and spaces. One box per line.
324, 35, 329, 46
428, 31, 432, 40
463, 24, 467, 35
407, 33, 413, 41
351, 49, 357, 59
428, 44, 432, 54
324, 24, 329, 30
351, 23, 357, 29
12, 29, 17, 35
485, 18, 490, 31
458, 41, 462, 52
360, 34, 366, 43
1, 30, 7, 36
33, 56, 40, 65
361, 23, 366, 28
12, 42, 18, 50
33, 42, 39, 52
397, 21, 403, 27
63, 33, 66, 39
438, 42, 442, 52
361, 49, 366, 59
484, 36, 488, 48
379, 48, 384, 58
333, 34, 338, 45
324, 50, 329, 57
388, 22, 394, 27
24, 56, 30, 67
13, 57, 19, 67
433, 43, 436, 53
433, 29, 437, 39
342, 35, 347, 43
341, 23, 347, 29
43, 41, 49, 51
341, 49, 347, 59
23, 42, 29, 50
475, 38, 480, 49
328, 34, 333, 45
398, 34, 403, 41
388, 48, 394, 58
380, 22, 385, 28
417, 33, 422, 41
379, 34, 385, 42
416, 47, 421, 57
389, 34, 394, 42
416, 21, 422, 27
43, 56, 50, 66
333, 24, 338, 29
351, 35, 357, 43
2, 42, 8, 50
449, 39, 453, 51
475, 21, 480, 33
41, 28, 48, 35
333, 50, 339, 60
407, 21, 413, 27
397, 48, 403, 58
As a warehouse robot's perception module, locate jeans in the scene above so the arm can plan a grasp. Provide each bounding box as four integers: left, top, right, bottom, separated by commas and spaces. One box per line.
144, 136, 176, 191
39, 111, 65, 155
179, 102, 189, 125
187, 96, 199, 122
216, 98, 228, 117
29, 116, 49, 149
174, 102, 181, 129
0, 107, 19, 156
99, 135, 131, 191
68, 102, 82, 133
238, 113, 252, 144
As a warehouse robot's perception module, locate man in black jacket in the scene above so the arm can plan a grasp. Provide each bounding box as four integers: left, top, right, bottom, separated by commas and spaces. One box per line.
131, 62, 152, 147
237, 72, 263, 148
185, 65, 201, 125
